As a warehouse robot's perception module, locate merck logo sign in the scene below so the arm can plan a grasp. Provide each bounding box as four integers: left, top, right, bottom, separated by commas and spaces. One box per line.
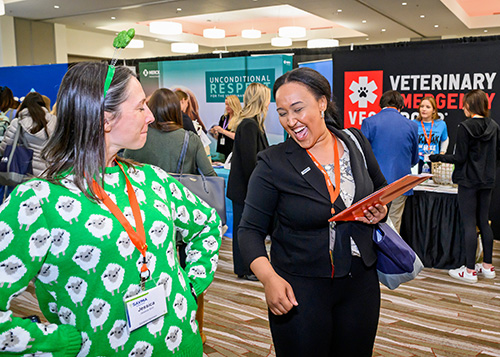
344, 71, 383, 129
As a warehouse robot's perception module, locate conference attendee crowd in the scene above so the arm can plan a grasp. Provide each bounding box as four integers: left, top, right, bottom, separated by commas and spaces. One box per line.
0, 64, 498, 356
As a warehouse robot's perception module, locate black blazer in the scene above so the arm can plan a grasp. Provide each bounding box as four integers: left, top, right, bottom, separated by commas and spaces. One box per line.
238, 126, 387, 278
227, 117, 269, 204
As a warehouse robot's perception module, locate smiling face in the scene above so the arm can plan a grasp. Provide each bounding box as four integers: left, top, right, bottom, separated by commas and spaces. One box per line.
419, 99, 436, 122
104, 77, 154, 164
276, 81, 328, 150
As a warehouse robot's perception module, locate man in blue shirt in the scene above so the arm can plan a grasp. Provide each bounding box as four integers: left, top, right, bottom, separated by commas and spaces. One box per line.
361, 90, 419, 232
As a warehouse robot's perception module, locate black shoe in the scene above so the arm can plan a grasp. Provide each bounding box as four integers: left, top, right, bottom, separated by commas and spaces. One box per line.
239, 274, 258, 281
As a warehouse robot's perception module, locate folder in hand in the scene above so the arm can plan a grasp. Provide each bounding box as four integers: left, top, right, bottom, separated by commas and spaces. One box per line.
329, 174, 432, 222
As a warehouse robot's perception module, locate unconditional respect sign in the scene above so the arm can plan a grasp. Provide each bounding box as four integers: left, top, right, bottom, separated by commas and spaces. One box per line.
205, 69, 275, 102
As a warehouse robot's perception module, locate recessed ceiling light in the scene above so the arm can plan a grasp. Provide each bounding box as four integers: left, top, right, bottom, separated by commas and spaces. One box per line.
203, 27, 225, 39
307, 39, 339, 48
279, 26, 306, 38
54, 5, 60, 9
434, 24, 439, 28
150, 21, 182, 35
242, 29, 262, 39
402, 2, 407, 5
484, 30, 488, 32
381, 29, 386, 32
366, 38, 369, 40
362, 20, 367, 23
420, 15, 425, 18
271, 37, 292, 47
111, 17, 116, 20
128, 39, 144, 48
337, 9, 342, 12
177, 8, 182, 11
171, 43, 198, 54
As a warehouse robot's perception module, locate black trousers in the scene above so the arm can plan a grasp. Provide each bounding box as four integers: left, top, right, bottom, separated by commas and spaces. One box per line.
232, 201, 252, 276
269, 257, 380, 357
457, 186, 494, 269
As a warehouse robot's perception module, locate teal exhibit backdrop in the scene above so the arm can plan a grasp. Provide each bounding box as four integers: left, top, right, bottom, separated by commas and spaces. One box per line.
139, 55, 293, 146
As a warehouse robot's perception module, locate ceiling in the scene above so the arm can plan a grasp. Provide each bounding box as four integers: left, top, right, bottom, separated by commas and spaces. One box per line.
3, 0, 500, 52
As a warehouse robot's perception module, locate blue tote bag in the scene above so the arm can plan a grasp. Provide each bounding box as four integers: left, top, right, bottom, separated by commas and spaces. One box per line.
373, 222, 424, 290
0, 125, 33, 187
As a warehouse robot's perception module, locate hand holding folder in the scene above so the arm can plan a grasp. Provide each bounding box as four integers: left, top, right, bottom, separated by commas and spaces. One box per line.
329, 174, 432, 222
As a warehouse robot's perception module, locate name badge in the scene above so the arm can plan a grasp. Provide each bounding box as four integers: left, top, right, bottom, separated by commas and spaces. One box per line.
220, 136, 225, 145
124, 285, 167, 332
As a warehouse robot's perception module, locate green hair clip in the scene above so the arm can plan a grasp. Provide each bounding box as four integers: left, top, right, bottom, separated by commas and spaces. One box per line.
103, 28, 136, 98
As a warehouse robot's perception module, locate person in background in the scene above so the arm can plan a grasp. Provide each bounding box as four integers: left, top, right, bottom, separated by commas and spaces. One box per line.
41, 95, 51, 112
414, 96, 448, 173
0, 92, 56, 177
124, 88, 215, 178
174, 89, 197, 133
239, 67, 388, 356
227, 83, 270, 281
430, 89, 499, 283
0, 86, 19, 138
123, 87, 216, 344
361, 90, 419, 232
183, 88, 207, 133
0, 62, 221, 356
210, 95, 242, 160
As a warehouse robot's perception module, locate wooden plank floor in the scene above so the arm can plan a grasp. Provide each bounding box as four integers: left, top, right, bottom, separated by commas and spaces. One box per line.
10, 238, 500, 356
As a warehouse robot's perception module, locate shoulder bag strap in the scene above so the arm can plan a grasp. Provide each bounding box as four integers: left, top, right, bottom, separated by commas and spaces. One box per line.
343, 128, 367, 169
176, 130, 190, 175
5, 123, 23, 169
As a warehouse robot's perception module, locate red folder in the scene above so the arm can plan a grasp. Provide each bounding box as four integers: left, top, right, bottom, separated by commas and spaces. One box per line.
329, 174, 432, 222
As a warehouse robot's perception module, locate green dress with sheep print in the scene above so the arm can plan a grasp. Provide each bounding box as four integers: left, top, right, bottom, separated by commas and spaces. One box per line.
0, 164, 222, 356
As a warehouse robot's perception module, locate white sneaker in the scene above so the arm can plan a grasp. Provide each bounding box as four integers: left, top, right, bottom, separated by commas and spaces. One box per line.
448, 266, 478, 283
475, 263, 496, 279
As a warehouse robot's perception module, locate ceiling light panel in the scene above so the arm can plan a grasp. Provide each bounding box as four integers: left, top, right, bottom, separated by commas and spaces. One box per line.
203, 27, 225, 39
150, 21, 182, 35
279, 26, 306, 38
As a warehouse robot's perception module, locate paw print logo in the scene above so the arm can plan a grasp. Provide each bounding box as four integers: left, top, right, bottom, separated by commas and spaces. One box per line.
349, 76, 378, 108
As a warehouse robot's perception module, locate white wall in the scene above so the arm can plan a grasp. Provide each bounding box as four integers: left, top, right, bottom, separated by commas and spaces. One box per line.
54, 23, 68, 64
0, 16, 17, 66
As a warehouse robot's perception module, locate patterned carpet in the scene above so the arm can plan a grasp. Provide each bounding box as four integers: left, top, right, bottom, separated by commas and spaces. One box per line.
10, 238, 500, 356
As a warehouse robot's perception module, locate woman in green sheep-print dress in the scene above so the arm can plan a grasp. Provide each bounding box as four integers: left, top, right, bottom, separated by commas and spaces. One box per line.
0, 62, 221, 356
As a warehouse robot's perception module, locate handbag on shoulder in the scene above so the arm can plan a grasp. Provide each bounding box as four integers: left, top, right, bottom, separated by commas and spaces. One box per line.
0, 125, 33, 186
170, 131, 227, 225
373, 222, 424, 290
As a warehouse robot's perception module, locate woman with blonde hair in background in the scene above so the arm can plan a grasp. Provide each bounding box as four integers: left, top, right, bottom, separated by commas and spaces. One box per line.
227, 83, 270, 280
210, 95, 242, 160
414, 96, 449, 173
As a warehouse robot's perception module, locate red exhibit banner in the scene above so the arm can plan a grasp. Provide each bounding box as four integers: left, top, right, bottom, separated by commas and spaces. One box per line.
344, 70, 383, 129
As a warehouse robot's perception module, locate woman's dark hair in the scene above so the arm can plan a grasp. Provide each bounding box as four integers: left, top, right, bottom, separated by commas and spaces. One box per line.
148, 88, 183, 132
0, 86, 18, 112
379, 90, 404, 110
16, 92, 49, 136
42, 62, 135, 201
463, 89, 489, 117
273, 67, 341, 129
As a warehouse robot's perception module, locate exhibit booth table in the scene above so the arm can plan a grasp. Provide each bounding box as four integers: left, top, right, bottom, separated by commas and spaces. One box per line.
214, 167, 233, 238
400, 183, 465, 269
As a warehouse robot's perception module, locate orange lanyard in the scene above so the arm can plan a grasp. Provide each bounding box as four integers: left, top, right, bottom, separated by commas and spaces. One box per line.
307, 134, 341, 216
421, 120, 434, 148
92, 162, 149, 287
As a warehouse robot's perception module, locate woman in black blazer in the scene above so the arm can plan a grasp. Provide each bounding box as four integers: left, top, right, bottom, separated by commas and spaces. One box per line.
227, 83, 270, 280
238, 68, 388, 356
